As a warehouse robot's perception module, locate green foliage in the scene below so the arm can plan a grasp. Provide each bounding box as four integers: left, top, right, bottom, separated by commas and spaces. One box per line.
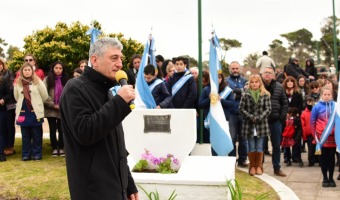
243, 52, 260, 68
219, 38, 242, 62
138, 185, 177, 200
268, 39, 290, 68
133, 159, 148, 172
226, 179, 243, 200
0, 37, 8, 58
320, 16, 340, 66
7, 21, 144, 75
6, 45, 20, 61
280, 28, 315, 62
156, 157, 176, 174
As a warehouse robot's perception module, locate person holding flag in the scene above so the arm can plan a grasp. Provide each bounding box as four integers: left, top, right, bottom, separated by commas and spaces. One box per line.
202, 31, 234, 156
311, 86, 337, 188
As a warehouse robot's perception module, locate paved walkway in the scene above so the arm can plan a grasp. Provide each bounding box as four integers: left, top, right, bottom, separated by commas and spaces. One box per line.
256, 149, 340, 200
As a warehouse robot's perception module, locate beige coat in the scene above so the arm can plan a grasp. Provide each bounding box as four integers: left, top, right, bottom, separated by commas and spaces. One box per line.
14, 79, 49, 120
43, 77, 60, 118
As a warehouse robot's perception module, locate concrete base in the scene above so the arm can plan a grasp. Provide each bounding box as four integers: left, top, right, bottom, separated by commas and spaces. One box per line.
129, 155, 236, 200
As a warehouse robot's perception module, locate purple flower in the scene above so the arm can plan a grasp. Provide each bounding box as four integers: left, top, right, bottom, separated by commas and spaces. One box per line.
172, 158, 179, 165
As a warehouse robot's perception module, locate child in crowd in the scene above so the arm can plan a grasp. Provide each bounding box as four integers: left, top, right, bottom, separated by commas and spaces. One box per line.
311, 86, 337, 187
308, 81, 320, 102
143, 64, 172, 109
301, 97, 317, 167
239, 74, 271, 176
282, 107, 303, 167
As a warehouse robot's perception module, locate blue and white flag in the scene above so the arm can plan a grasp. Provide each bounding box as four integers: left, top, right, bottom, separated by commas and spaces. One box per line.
134, 35, 157, 109
86, 27, 101, 67
86, 27, 102, 45
208, 31, 233, 156
335, 81, 340, 152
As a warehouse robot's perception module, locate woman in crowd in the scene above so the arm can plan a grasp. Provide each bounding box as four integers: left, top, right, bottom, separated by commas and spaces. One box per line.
239, 74, 271, 176
0, 59, 16, 156
78, 59, 88, 72
0, 59, 11, 162
14, 63, 48, 161
282, 76, 304, 166
44, 61, 69, 156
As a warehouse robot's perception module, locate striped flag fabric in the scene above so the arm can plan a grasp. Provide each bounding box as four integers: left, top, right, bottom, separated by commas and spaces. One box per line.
134, 34, 157, 109
86, 27, 102, 45
335, 80, 340, 152
208, 31, 234, 156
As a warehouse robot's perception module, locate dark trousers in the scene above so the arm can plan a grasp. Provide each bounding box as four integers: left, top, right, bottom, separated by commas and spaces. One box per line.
292, 138, 302, 161
47, 117, 64, 150
0, 111, 6, 155
307, 135, 316, 164
228, 114, 248, 163
4, 109, 16, 148
269, 121, 282, 170
284, 147, 292, 161
21, 126, 43, 159
320, 147, 336, 181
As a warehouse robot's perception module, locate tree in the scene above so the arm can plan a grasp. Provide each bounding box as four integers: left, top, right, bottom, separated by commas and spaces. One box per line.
280, 28, 315, 62
268, 39, 290, 68
243, 52, 260, 68
218, 38, 242, 75
6, 45, 21, 61
320, 16, 340, 66
8, 21, 144, 74
0, 37, 8, 58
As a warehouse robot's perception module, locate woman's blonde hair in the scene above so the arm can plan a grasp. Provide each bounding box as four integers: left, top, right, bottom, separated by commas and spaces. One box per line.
16, 63, 39, 86
249, 74, 270, 96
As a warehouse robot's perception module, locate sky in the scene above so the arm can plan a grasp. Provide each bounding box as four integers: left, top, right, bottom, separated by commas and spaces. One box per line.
1, 0, 339, 65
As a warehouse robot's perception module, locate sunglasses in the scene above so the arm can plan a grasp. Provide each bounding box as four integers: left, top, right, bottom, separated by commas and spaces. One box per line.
24, 59, 34, 62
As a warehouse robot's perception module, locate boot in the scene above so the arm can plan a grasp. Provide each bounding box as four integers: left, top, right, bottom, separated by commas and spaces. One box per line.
248, 152, 256, 176
255, 152, 264, 175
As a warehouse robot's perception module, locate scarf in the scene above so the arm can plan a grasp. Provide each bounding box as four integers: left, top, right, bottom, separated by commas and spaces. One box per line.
22, 78, 33, 110
54, 75, 63, 104
249, 89, 260, 103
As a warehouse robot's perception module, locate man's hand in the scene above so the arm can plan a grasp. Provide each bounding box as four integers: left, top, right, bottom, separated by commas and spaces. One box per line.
117, 85, 135, 103
128, 193, 139, 200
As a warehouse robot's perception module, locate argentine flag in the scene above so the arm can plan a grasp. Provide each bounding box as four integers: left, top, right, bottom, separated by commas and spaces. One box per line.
208, 32, 233, 156
86, 27, 101, 67
335, 79, 340, 152
86, 27, 102, 45
134, 35, 157, 109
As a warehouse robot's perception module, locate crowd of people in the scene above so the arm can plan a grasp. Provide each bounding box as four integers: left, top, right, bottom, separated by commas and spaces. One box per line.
0, 37, 340, 199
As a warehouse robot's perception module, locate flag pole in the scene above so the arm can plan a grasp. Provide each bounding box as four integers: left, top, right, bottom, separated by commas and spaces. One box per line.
198, 0, 203, 144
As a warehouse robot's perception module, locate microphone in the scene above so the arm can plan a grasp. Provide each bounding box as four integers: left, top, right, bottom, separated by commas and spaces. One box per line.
116, 70, 135, 110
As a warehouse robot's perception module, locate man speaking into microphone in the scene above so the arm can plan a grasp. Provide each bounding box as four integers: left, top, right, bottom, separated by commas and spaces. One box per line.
60, 37, 139, 200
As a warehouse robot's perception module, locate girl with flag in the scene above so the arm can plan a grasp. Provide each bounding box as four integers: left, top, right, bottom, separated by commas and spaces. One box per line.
239, 74, 271, 176
310, 86, 337, 188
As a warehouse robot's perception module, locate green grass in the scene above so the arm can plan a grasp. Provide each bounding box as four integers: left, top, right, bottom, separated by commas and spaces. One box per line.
0, 139, 279, 200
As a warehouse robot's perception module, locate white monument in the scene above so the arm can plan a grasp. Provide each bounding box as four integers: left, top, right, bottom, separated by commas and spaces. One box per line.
123, 109, 235, 200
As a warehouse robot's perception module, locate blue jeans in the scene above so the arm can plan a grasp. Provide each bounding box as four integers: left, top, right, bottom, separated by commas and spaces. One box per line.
21, 126, 43, 159
228, 114, 248, 163
0, 111, 6, 155
269, 120, 282, 170
247, 136, 264, 152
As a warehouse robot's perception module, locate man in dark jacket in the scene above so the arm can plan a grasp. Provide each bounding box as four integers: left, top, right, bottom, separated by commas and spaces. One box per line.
262, 66, 288, 177
60, 37, 138, 200
225, 61, 248, 167
285, 57, 314, 80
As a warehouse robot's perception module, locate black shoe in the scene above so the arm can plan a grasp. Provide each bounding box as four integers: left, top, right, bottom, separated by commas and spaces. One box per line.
22, 156, 31, 161
237, 162, 249, 168
322, 180, 329, 187
329, 180, 336, 187
298, 161, 304, 167
286, 161, 292, 166
337, 174, 340, 180
0, 154, 6, 162
308, 163, 315, 167
284, 159, 288, 163
264, 150, 271, 156
292, 160, 299, 163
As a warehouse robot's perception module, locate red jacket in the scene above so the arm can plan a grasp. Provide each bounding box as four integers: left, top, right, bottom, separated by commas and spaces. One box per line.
282, 117, 295, 138
301, 108, 312, 141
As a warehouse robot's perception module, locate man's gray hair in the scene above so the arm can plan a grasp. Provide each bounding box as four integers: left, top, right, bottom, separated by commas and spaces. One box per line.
89, 37, 123, 57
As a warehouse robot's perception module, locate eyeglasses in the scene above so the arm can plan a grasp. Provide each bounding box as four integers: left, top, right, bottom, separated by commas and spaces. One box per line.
24, 59, 33, 62
263, 71, 273, 75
